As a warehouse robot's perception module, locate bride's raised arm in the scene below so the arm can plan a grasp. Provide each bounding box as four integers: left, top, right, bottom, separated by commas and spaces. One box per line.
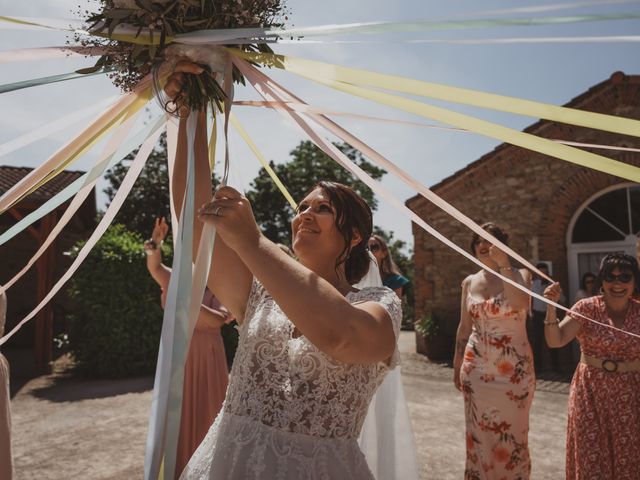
166, 62, 253, 323
199, 185, 397, 365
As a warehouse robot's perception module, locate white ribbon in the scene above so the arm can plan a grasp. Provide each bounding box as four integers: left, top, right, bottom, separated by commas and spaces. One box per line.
0, 122, 164, 346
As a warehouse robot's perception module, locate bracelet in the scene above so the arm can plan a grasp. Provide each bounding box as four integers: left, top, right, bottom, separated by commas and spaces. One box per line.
498, 265, 513, 271
544, 319, 560, 325
144, 239, 162, 255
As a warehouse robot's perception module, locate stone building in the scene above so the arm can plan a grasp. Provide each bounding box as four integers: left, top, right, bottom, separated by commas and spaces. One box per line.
407, 72, 640, 370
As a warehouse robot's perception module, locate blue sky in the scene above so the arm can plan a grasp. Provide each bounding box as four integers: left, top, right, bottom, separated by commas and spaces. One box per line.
1, 0, 639, 250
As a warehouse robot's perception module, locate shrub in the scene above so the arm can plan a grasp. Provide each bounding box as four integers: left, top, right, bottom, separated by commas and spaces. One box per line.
415, 314, 440, 339
66, 224, 165, 377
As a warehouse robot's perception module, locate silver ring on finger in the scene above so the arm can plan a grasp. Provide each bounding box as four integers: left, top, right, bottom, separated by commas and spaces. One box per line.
214, 206, 223, 217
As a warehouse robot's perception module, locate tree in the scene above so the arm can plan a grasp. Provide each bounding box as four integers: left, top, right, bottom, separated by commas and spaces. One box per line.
246, 140, 387, 244
103, 132, 172, 238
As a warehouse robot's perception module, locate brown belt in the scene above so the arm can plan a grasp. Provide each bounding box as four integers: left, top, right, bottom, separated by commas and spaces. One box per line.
581, 353, 640, 373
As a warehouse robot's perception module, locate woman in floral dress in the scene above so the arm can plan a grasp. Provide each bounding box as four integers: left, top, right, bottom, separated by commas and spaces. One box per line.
544, 253, 640, 479
454, 223, 534, 479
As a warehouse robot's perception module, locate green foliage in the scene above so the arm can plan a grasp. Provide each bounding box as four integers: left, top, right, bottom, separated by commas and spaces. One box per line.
103, 132, 172, 238
66, 224, 166, 378
246, 140, 387, 244
415, 314, 440, 339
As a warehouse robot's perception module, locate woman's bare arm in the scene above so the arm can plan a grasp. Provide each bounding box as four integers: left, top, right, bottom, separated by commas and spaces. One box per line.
453, 277, 473, 391
543, 282, 581, 347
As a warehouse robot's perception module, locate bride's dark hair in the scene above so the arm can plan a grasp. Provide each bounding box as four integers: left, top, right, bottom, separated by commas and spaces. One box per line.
306, 181, 373, 285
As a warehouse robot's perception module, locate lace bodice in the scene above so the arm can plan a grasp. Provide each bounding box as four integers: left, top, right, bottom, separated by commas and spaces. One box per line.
223, 280, 402, 440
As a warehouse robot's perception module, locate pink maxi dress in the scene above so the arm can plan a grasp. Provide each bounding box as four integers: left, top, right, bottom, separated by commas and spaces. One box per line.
174, 290, 229, 479
460, 292, 536, 480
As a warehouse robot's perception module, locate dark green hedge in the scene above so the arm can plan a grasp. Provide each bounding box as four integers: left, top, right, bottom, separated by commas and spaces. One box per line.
66, 225, 165, 378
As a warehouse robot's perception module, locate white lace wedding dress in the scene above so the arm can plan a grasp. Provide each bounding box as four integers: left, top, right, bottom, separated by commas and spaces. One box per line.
180, 279, 401, 479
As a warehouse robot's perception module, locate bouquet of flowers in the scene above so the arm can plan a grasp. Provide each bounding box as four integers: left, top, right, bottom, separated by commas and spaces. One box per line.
73, 0, 288, 112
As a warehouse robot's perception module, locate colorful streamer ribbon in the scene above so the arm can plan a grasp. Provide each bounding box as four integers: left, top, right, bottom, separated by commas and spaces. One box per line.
176, 13, 640, 45
0, 69, 109, 95
0, 96, 118, 159
231, 50, 640, 183
0, 122, 165, 346
0, 81, 152, 214
0, 111, 149, 297
234, 100, 640, 154
232, 50, 640, 139
235, 58, 553, 282
229, 112, 297, 209
0, 115, 165, 248
144, 114, 197, 480
239, 64, 640, 340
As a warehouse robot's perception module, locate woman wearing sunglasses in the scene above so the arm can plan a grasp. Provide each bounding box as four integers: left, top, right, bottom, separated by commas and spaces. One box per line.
544, 253, 640, 479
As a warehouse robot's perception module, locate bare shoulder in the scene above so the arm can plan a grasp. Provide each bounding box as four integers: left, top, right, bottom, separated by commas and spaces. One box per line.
461, 274, 474, 289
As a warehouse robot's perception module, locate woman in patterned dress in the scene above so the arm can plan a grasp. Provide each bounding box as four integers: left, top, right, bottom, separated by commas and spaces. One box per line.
454, 222, 534, 480
544, 253, 640, 479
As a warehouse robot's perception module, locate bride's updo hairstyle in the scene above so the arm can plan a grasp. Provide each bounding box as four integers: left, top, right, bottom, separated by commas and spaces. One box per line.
310, 181, 373, 285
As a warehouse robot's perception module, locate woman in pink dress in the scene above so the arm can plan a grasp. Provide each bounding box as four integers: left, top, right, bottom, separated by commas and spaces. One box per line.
544, 253, 640, 479
145, 218, 231, 478
454, 223, 534, 479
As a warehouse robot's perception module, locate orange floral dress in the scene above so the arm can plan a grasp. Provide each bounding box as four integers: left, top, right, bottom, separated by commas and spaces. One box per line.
567, 296, 640, 480
461, 292, 535, 480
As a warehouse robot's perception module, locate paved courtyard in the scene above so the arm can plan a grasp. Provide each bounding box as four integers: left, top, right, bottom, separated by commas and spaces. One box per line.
9, 331, 571, 479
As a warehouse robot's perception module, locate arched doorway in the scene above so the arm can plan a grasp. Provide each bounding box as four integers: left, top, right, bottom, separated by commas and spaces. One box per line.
567, 183, 640, 301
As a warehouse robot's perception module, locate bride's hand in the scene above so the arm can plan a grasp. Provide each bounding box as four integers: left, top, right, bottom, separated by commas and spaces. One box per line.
164, 61, 204, 117
198, 186, 262, 251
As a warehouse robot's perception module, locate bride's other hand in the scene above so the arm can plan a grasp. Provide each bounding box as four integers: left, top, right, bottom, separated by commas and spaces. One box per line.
163, 60, 204, 116
198, 186, 262, 251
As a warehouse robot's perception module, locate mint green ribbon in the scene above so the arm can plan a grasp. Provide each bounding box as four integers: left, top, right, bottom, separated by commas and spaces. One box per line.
0, 69, 108, 94
0, 117, 164, 246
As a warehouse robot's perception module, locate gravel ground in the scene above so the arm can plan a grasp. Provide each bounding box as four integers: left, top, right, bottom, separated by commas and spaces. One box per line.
9, 332, 571, 479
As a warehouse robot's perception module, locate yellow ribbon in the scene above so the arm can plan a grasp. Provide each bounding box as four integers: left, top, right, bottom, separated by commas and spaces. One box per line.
230, 49, 640, 139
229, 49, 640, 183
230, 112, 297, 209
13, 87, 152, 208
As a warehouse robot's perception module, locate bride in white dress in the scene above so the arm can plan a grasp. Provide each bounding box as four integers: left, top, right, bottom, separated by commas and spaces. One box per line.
168, 63, 403, 480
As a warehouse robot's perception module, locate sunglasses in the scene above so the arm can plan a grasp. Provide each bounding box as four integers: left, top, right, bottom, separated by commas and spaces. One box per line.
368, 243, 381, 252
603, 273, 633, 283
